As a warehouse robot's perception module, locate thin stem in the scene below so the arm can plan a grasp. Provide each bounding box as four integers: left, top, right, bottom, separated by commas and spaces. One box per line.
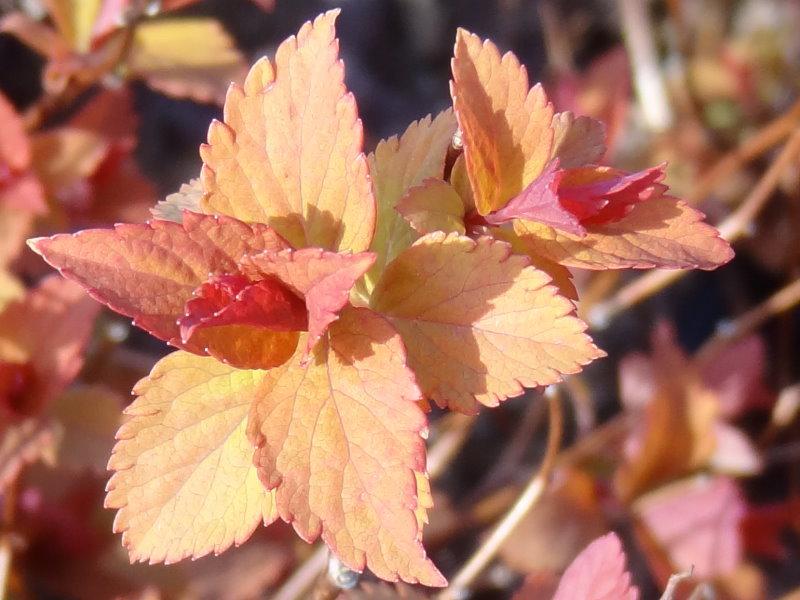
695, 276, 800, 365
658, 569, 694, 600
427, 414, 474, 480
0, 539, 10, 600
590, 128, 800, 327
687, 97, 800, 204
439, 388, 563, 600
270, 545, 329, 600
618, 0, 673, 131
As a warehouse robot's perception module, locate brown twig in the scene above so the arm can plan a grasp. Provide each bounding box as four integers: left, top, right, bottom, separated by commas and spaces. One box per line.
687, 97, 800, 204
590, 127, 800, 327
438, 387, 563, 600
695, 276, 800, 365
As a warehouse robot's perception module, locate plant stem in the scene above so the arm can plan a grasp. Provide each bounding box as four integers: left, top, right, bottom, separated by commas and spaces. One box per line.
0, 539, 10, 600
618, 0, 672, 131
590, 128, 800, 327
438, 388, 563, 600
695, 276, 800, 365
687, 97, 800, 204
271, 545, 329, 600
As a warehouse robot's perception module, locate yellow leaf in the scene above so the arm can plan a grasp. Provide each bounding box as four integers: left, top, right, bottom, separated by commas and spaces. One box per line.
201, 11, 375, 252
370, 233, 602, 414
514, 197, 734, 270
361, 110, 457, 293
106, 351, 276, 564
128, 18, 247, 105
396, 179, 466, 236
248, 306, 444, 585
451, 29, 554, 215
44, 0, 101, 52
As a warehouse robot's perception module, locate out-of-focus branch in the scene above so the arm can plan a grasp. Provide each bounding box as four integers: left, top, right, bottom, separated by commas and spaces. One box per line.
687, 97, 800, 204
590, 127, 800, 327
618, 0, 673, 132
696, 276, 800, 365
438, 388, 563, 600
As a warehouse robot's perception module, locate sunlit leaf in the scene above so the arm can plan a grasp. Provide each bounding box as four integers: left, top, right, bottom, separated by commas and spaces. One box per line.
515, 198, 734, 270
396, 179, 466, 235
28, 212, 289, 352
370, 232, 602, 414
362, 110, 457, 292
151, 178, 203, 223
248, 307, 444, 585
451, 29, 554, 215
201, 11, 375, 252
106, 351, 277, 564
241, 248, 375, 358
550, 112, 606, 168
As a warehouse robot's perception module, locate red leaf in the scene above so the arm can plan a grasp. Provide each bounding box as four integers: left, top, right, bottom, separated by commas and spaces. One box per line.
547, 532, 639, 600
28, 212, 289, 351
485, 159, 584, 235
179, 274, 307, 342
178, 274, 307, 369
241, 248, 375, 359
558, 164, 666, 225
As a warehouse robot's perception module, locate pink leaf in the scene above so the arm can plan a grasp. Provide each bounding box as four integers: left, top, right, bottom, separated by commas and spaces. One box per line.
485, 160, 585, 235
550, 532, 639, 600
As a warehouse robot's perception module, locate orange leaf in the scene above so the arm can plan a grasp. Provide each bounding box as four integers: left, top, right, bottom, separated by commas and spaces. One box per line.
451, 29, 554, 215
550, 112, 606, 168
363, 110, 457, 292
106, 351, 277, 564
247, 307, 444, 585
514, 197, 734, 270
201, 11, 375, 252
396, 179, 466, 235
241, 248, 375, 358
127, 18, 247, 105
0, 275, 100, 415
28, 212, 289, 351
370, 233, 602, 414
